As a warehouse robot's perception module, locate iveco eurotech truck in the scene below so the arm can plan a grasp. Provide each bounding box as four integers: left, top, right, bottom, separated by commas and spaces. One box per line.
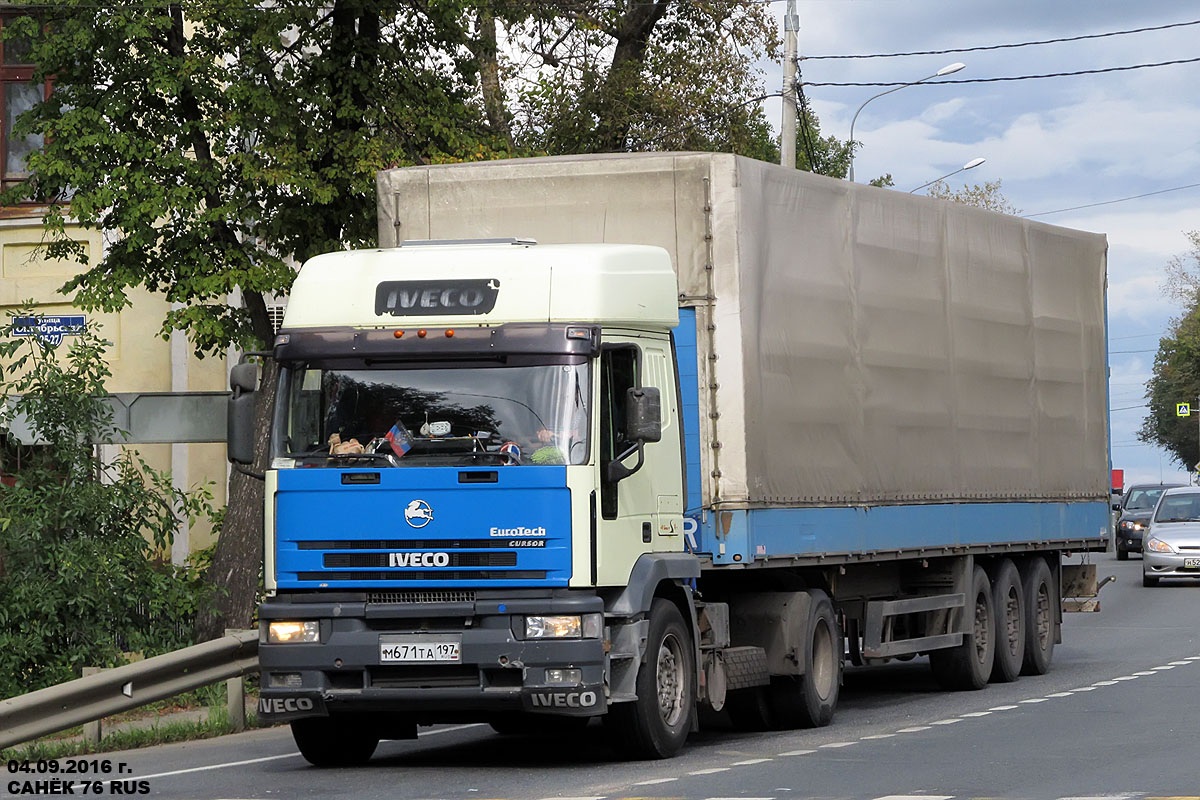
228, 153, 1111, 766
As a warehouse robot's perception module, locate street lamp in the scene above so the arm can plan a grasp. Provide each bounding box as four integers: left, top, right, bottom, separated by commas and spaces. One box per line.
847, 62, 965, 183
909, 157, 986, 194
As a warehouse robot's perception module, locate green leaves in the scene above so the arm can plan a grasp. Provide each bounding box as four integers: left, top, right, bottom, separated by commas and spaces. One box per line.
0, 311, 214, 700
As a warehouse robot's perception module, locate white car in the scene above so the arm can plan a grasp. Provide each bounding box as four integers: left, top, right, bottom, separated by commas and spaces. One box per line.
1142, 487, 1200, 586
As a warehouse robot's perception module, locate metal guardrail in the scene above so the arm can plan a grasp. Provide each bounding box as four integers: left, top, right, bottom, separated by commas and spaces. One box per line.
0, 630, 259, 750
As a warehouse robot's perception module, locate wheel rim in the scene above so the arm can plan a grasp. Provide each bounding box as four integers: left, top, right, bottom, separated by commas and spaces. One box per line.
811, 619, 835, 701
656, 633, 686, 727
1033, 581, 1051, 650
1003, 585, 1021, 656
973, 594, 990, 664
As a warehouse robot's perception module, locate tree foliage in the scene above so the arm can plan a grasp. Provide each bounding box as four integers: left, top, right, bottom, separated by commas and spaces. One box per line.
926, 179, 1020, 215
0, 315, 213, 699
1141, 231, 1200, 470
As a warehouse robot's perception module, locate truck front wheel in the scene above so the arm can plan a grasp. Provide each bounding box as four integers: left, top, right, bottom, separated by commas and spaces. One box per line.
605, 598, 695, 759
291, 717, 379, 767
930, 565, 994, 690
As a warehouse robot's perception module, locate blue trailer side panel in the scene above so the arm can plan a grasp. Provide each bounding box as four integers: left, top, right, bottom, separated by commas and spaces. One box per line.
675, 307, 703, 517
698, 502, 1110, 565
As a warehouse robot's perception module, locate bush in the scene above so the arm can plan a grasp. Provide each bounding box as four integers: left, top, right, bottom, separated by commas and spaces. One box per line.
0, 311, 214, 699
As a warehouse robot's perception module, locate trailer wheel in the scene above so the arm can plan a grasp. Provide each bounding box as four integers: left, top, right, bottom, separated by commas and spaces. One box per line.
989, 559, 1025, 683
605, 598, 695, 759
291, 717, 379, 767
1019, 557, 1056, 676
769, 590, 840, 728
930, 565, 994, 690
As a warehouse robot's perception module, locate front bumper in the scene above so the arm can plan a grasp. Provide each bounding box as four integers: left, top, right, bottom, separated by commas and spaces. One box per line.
1143, 550, 1200, 579
1117, 527, 1146, 551
256, 591, 608, 724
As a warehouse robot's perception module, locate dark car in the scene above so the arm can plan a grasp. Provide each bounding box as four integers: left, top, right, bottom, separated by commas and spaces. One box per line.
1114, 483, 1185, 559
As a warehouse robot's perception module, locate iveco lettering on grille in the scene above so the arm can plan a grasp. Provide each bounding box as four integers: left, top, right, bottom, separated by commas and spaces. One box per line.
489, 526, 548, 537
388, 552, 451, 567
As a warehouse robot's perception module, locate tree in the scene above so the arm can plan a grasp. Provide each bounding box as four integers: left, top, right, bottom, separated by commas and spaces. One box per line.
1140, 231, 1200, 469
476, 0, 782, 159
4, 0, 499, 639
926, 179, 1020, 215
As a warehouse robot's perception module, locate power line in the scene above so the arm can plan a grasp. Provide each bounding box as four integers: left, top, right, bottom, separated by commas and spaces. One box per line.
801, 57, 1200, 87
1026, 182, 1200, 218
1110, 348, 1158, 354
802, 18, 1200, 60
1111, 404, 1149, 411
1110, 333, 1163, 341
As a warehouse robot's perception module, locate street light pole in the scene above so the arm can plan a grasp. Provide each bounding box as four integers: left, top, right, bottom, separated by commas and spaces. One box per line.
909, 157, 986, 194
847, 62, 965, 183
780, 0, 799, 168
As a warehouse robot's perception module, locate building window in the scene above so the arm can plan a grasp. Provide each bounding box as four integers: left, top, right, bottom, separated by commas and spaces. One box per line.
0, 15, 48, 193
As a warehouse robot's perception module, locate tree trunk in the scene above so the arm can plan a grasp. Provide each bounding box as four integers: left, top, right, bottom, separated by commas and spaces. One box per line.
591, 0, 671, 152
473, 8, 511, 146
196, 356, 278, 641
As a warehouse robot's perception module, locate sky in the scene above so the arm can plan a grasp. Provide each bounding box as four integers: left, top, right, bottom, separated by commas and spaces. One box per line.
756, 0, 1200, 488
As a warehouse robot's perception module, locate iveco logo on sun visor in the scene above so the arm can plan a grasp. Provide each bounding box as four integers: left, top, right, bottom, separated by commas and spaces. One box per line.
375, 279, 500, 316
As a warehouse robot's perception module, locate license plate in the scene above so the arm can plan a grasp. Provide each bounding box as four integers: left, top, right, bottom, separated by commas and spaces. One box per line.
379, 635, 461, 663
1184, 558, 1200, 569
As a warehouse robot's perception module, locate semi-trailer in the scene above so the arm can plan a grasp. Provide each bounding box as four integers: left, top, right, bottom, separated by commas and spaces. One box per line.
231, 152, 1110, 765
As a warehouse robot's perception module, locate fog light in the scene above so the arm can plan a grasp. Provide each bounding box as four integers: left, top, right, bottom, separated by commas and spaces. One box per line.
546, 668, 581, 685
268, 672, 303, 688
268, 621, 320, 643
525, 615, 581, 639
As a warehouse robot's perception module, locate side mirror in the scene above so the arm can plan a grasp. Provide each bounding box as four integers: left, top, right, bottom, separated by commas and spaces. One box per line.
626, 387, 662, 443
604, 387, 663, 483
227, 363, 258, 465
1112, 503, 1121, 512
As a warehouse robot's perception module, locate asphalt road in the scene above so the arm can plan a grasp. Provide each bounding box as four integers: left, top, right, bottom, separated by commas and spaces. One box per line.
6, 554, 1198, 800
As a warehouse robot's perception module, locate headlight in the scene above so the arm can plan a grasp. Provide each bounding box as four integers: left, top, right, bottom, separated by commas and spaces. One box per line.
1119, 521, 1143, 531
268, 620, 320, 643
1145, 537, 1174, 554
524, 613, 603, 639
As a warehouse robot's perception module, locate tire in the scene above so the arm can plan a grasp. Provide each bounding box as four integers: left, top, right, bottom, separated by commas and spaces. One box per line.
605, 598, 695, 759
291, 717, 379, 767
1143, 573, 1159, 587
768, 590, 840, 728
724, 686, 774, 731
1116, 548, 1129, 561
1019, 557, 1056, 676
988, 560, 1025, 683
490, 715, 591, 736
930, 565, 994, 691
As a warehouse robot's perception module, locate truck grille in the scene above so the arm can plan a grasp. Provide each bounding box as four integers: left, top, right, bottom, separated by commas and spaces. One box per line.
299, 570, 546, 581
323, 553, 518, 568
370, 666, 480, 689
368, 590, 477, 604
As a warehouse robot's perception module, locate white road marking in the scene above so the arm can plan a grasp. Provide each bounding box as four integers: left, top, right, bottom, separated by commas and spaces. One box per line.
633, 777, 678, 786
896, 726, 932, 732
871, 796, 954, 800
1019, 698, 1048, 704
778, 749, 816, 756
1134, 670, 1158, 675
960, 711, 992, 717
705, 797, 776, 799
732, 758, 773, 765
1072, 686, 1098, 691
1092, 681, 1118, 686
1170, 660, 1192, 665
988, 705, 1019, 710
1153, 665, 1176, 670
931, 718, 963, 724
819, 741, 857, 748
688, 768, 731, 775
1187, 655, 1200, 660
134, 723, 488, 781
1113, 675, 1140, 681
1047, 692, 1075, 697
860, 734, 897, 739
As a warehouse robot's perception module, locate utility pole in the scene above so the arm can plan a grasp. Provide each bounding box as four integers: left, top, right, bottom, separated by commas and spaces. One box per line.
780, 0, 799, 168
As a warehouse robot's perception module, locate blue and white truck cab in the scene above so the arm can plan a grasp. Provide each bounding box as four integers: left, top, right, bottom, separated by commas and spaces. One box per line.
230, 240, 704, 764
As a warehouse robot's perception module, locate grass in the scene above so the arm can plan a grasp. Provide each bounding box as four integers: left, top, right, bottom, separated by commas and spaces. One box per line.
1, 690, 268, 762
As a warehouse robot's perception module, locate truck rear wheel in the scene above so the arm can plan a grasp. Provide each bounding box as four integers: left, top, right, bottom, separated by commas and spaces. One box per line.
1019, 557, 1056, 675
989, 559, 1025, 683
768, 590, 840, 728
605, 598, 695, 759
930, 565, 994, 690
291, 717, 379, 767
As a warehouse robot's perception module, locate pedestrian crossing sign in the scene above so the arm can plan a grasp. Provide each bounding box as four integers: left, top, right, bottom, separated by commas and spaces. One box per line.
1178, 403, 1191, 417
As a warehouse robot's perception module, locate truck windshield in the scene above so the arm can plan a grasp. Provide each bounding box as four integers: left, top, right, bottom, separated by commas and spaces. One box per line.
280, 361, 590, 467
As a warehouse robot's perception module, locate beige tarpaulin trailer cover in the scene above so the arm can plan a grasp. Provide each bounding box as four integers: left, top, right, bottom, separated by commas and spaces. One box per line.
377, 152, 1109, 510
